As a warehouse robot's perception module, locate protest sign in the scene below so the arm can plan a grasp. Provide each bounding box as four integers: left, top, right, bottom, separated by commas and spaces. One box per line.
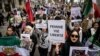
71, 19, 82, 27
71, 7, 81, 19
35, 20, 47, 28
71, 19, 82, 23
20, 34, 32, 49
69, 47, 88, 56
35, 23, 47, 28
20, 34, 30, 41
48, 20, 65, 44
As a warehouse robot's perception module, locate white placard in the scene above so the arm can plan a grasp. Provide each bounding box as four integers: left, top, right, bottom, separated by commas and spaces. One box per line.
20, 34, 30, 40
35, 23, 47, 28
69, 47, 88, 56
71, 7, 81, 18
71, 19, 82, 22
48, 20, 65, 44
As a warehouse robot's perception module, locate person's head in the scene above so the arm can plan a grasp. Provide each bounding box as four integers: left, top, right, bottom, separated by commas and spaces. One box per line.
92, 22, 99, 30
89, 14, 93, 19
24, 25, 33, 33
22, 17, 27, 22
69, 30, 79, 43
42, 27, 48, 33
6, 26, 15, 36
74, 22, 80, 31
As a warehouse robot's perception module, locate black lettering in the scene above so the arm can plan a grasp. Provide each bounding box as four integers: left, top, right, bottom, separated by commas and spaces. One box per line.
50, 25, 63, 29
50, 33, 63, 37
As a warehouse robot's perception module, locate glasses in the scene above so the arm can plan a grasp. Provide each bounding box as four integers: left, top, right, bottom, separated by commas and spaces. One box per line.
71, 34, 78, 38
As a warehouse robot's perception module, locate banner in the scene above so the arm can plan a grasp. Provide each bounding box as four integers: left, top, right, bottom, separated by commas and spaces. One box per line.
48, 20, 65, 44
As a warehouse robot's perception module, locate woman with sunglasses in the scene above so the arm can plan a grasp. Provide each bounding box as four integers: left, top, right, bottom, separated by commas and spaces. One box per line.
60, 30, 82, 56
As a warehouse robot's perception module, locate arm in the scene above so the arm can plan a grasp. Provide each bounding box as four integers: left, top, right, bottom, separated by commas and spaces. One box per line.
69, 21, 74, 30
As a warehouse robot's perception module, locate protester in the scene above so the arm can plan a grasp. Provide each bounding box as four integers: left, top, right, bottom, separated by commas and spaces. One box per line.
22, 25, 37, 56
89, 21, 100, 48
60, 30, 82, 56
5, 26, 18, 36
1, 26, 21, 47
69, 21, 83, 42
0, 1, 100, 56
18, 17, 34, 32
85, 22, 99, 41
38, 28, 50, 56
82, 22, 99, 45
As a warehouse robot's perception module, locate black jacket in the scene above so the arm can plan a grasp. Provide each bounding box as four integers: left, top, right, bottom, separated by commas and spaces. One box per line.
30, 31, 38, 44
60, 41, 82, 56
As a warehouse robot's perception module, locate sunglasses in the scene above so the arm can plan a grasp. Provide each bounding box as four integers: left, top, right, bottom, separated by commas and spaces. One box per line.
71, 34, 79, 38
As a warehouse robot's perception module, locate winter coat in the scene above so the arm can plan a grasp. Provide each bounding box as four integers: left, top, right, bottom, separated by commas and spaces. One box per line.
60, 39, 82, 56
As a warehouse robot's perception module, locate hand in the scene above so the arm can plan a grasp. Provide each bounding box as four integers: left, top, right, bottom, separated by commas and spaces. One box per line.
31, 21, 36, 24
55, 44, 60, 54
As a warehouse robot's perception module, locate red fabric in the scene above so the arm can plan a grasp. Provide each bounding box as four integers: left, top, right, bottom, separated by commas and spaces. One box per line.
93, 3, 100, 18
0, 52, 6, 56
25, 0, 34, 22
11, 53, 20, 56
0, 52, 20, 56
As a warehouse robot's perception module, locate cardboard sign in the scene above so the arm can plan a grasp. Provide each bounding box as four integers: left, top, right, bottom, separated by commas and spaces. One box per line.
35, 23, 47, 28
69, 47, 88, 56
48, 20, 65, 44
20, 34, 30, 41
71, 7, 81, 19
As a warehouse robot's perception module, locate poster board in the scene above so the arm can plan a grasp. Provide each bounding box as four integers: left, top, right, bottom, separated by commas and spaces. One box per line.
69, 46, 88, 56
71, 19, 82, 27
35, 23, 47, 28
20, 34, 30, 41
35, 20, 47, 28
48, 20, 65, 44
71, 7, 81, 19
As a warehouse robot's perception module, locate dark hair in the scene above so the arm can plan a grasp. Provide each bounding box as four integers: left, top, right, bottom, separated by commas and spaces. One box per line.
92, 21, 100, 44
6, 26, 16, 36
92, 22, 99, 27
7, 26, 15, 32
71, 30, 79, 37
67, 30, 80, 42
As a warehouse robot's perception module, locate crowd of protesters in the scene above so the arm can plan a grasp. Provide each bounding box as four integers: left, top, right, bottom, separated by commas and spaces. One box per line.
0, 2, 100, 56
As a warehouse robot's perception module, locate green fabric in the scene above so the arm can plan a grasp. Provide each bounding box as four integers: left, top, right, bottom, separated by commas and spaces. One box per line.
83, 0, 92, 17
0, 36, 21, 46
89, 35, 100, 47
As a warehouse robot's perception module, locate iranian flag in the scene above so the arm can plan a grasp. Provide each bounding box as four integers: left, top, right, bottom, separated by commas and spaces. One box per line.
25, 0, 34, 22
83, 0, 100, 18
92, 0, 100, 18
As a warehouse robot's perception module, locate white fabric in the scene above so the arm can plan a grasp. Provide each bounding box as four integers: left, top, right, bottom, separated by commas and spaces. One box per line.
92, 0, 97, 4
91, 28, 96, 36
16, 47, 30, 56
